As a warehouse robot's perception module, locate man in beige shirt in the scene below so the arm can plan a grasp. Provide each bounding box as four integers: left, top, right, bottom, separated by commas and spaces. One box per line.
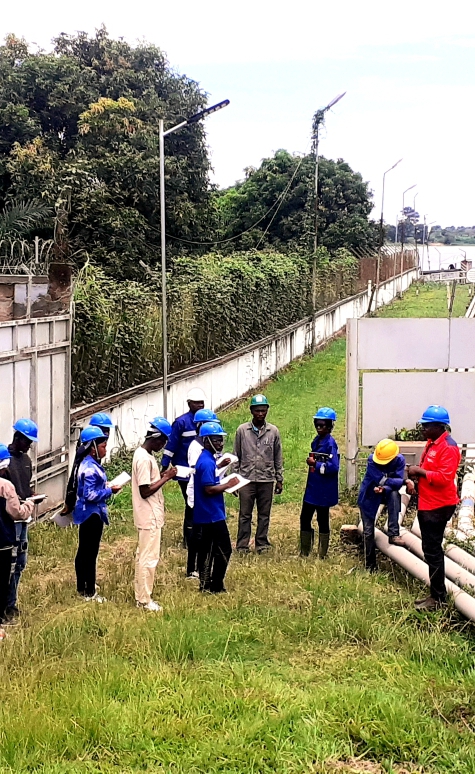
132, 417, 176, 611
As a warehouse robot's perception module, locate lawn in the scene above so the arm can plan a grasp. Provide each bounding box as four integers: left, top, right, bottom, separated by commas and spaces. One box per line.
1, 281, 474, 774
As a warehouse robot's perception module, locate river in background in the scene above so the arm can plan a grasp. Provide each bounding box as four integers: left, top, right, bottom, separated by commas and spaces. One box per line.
418, 243, 475, 272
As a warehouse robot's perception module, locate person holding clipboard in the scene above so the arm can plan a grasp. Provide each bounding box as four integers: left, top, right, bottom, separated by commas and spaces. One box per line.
193, 423, 239, 594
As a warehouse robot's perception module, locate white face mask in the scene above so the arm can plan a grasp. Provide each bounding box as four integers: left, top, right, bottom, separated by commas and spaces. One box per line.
0, 459, 10, 471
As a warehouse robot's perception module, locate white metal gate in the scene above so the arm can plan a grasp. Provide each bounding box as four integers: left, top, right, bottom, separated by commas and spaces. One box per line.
0, 272, 71, 513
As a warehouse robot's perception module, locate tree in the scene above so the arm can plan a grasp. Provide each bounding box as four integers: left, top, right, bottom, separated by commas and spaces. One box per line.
216, 149, 378, 253
0, 198, 51, 239
0, 29, 215, 278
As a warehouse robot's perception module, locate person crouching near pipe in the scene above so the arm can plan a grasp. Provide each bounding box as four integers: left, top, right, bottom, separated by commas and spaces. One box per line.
73, 427, 123, 602
357, 439, 408, 572
300, 408, 339, 558
193, 423, 239, 594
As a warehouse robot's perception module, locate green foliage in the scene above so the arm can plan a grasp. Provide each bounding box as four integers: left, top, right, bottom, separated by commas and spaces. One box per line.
0, 197, 52, 238
72, 249, 359, 403
393, 425, 425, 442
216, 149, 379, 254
0, 29, 213, 278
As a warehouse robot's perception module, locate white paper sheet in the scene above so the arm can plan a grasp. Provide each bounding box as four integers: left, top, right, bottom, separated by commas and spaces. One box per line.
175, 465, 192, 479
220, 473, 250, 494
108, 472, 131, 487
216, 453, 239, 478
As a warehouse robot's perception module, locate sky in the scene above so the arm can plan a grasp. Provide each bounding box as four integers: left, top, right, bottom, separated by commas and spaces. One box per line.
2, 0, 475, 226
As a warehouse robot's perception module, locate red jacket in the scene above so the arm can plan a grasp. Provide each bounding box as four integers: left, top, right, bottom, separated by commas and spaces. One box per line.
418, 432, 460, 510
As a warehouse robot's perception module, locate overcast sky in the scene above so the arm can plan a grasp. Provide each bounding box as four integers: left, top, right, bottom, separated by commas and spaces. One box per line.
3, 0, 475, 226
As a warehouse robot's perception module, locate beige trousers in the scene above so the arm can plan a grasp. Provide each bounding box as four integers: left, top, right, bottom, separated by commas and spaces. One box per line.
134, 523, 162, 605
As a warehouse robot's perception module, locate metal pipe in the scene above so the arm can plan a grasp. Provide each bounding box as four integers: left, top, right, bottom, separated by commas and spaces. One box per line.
159, 118, 168, 419
412, 517, 475, 575
357, 522, 475, 621
398, 527, 475, 591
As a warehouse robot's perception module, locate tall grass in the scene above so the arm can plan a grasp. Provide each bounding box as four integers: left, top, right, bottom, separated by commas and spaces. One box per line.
1, 282, 474, 773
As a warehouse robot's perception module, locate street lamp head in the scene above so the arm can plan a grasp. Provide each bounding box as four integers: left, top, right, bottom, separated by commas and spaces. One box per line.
187, 99, 230, 125
403, 184, 416, 194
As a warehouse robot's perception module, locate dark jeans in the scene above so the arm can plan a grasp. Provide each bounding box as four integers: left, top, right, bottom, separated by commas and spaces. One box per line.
300, 502, 330, 533
7, 521, 28, 609
360, 490, 401, 569
0, 548, 13, 624
75, 513, 104, 596
419, 505, 456, 602
194, 520, 232, 592
237, 482, 274, 551
178, 480, 197, 574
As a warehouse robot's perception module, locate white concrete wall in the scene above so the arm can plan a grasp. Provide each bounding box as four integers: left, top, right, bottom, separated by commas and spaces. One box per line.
70, 269, 416, 459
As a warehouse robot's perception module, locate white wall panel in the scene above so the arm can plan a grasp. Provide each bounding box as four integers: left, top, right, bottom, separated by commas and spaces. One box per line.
14, 359, 31, 421
362, 371, 475, 445
357, 318, 450, 370
37, 355, 52, 454
0, 363, 14, 441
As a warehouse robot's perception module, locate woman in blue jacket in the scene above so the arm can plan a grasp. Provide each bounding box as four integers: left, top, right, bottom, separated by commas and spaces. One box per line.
73, 426, 122, 602
300, 408, 339, 558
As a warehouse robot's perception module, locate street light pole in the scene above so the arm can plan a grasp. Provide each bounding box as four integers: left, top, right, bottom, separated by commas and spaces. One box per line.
311, 92, 346, 311
159, 99, 230, 418
399, 184, 416, 295
376, 159, 402, 310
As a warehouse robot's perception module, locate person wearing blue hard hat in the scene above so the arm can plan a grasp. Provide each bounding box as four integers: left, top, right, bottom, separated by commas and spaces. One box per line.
5, 418, 39, 620
73, 426, 123, 602
183, 409, 220, 580
132, 417, 177, 612
407, 405, 461, 612
161, 387, 207, 574
0, 445, 35, 637
62, 414, 115, 518
300, 408, 340, 558
193, 423, 238, 593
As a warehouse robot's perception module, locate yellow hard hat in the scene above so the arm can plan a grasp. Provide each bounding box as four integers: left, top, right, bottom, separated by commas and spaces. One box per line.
373, 438, 399, 465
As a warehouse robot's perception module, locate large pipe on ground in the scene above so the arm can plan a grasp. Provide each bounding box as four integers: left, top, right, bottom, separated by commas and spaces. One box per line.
398, 527, 475, 591
412, 517, 475, 575
357, 523, 475, 621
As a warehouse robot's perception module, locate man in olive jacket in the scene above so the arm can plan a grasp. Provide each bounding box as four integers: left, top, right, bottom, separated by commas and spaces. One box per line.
233, 394, 283, 553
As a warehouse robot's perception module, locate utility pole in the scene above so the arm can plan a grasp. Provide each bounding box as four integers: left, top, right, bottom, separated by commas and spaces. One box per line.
399, 184, 416, 296
159, 99, 230, 418
311, 92, 346, 312
376, 159, 402, 311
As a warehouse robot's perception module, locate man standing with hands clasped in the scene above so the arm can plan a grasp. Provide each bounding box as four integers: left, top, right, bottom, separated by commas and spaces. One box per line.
407, 405, 461, 612
234, 394, 283, 553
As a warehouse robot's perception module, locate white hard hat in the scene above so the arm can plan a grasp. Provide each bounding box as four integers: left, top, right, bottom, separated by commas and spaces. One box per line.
187, 387, 207, 402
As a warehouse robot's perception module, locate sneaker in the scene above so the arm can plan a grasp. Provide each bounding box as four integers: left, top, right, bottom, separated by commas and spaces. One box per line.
186, 572, 199, 580
84, 593, 107, 603
414, 596, 444, 612
388, 535, 405, 546
5, 606, 20, 619
136, 600, 163, 612
210, 587, 228, 594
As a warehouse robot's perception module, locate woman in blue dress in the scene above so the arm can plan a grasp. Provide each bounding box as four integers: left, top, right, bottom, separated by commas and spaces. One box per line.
299, 408, 339, 558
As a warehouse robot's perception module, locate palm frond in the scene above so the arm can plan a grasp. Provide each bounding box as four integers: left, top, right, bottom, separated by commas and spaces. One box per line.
0, 199, 52, 239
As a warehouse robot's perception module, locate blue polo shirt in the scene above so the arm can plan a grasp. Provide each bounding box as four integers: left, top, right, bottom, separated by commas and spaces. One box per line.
193, 448, 226, 525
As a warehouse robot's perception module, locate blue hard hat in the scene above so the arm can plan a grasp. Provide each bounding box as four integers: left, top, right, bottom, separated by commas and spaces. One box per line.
0, 444, 11, 462
13, 418, 38, 442
419, 405, 450, 425
90, 412, 114, 429
199, 422, 227, 438
80, 426, 108, 444
149, 416, 172, 437
314, 407, 337, 421
194, 409, 218, 424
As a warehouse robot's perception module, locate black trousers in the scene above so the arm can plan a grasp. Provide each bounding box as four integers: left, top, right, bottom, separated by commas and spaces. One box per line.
194, 520, 232, 592
300, 502, 330, 533
75, 513, 104, 596
419, 505, 456, 602
178, 480, 198, 574
237, 482, 274, 551
0, 548, 13, 624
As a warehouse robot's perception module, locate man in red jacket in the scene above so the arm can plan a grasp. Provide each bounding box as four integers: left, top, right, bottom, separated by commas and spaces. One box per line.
408, 405, 460, 612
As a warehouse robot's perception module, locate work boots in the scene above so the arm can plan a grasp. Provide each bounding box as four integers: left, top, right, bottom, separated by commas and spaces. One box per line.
318, 533, 330, 559
300, 529, 314, 557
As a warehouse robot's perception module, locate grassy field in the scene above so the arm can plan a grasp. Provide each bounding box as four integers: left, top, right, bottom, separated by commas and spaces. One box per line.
1, 282, 474, 774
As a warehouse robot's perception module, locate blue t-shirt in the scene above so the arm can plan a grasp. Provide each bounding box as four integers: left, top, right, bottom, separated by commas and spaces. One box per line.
193, 448, 226, 524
